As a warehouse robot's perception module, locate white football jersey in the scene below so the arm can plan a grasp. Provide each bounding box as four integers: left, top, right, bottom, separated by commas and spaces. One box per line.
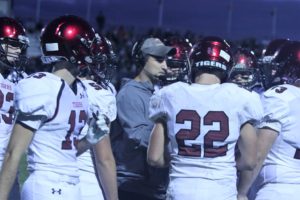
15, 72, 89, 177
78, 80, 117, 173
149, 82, 263, 180
258, 84, 300, 184
107, 82, 117, 96
0, 74, 15, 163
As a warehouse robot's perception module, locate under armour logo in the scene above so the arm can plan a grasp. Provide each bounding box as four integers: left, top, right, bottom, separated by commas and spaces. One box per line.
80, 93, 85, 99
51, 188, 62, 195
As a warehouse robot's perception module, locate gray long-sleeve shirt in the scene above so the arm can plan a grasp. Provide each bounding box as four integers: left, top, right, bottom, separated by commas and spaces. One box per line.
111, 79, 168, 199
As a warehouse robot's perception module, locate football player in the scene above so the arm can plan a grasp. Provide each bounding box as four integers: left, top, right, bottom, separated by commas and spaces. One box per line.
0, 15, 108, 200
0, 16, 29, 200
238, 41, 300, 200
147, 36, 263, 200
77, 33, 118, 200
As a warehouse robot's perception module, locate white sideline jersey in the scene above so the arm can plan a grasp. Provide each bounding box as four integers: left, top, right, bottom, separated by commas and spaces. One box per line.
149, 82, 263, 180
258, 84, 300, 185
0, 74, 15, 164
77, 80, 116, 200
15, 72, 89, 177
78, 80, 116, 173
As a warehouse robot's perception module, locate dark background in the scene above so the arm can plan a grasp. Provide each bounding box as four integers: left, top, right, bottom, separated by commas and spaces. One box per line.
12, 0, 300, 40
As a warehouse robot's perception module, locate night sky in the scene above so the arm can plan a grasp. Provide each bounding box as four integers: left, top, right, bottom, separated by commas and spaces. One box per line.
12, 0, 300, 40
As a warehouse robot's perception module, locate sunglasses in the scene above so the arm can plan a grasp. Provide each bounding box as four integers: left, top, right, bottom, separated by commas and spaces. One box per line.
150, 55, 166, 63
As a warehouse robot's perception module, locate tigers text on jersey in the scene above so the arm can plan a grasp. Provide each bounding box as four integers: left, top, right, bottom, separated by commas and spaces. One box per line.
0, 74, 15, 163
149, 82, 263, 180
15, 72, 89, 177
258, 84, 300, 184
78, 79, 117, 173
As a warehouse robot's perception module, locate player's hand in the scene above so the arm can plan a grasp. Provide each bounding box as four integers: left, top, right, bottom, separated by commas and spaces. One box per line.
86, 112, 110, 145
237, 194, 248, 200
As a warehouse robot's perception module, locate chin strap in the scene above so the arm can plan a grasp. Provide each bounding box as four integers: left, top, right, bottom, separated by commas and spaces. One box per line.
0, 59, 12, 70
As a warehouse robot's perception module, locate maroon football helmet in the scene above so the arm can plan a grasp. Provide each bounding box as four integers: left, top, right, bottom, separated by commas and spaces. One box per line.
40, 15, 98, 70
0, 17, 29, 68
229, 48, 262, 90
262, 38, 290, 58
89, 34, 117, 84
162, 35, 192, 84
189, 36, 233, 82
260, 39, 291, 89
270, 41, 300, 85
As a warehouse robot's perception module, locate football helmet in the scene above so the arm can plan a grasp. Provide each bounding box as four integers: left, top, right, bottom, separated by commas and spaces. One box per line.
89, 34, 117, 84
269, 41, 300, 85
260, 39, 292, 89
40, 15, 98, 70
229, 48, 261, 90
262, 38, 290, 58
0, 17, 29, 71
161, 35, 192, 84
189, 36, 233, 83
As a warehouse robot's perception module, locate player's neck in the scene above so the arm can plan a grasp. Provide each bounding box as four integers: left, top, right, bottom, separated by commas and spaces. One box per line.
293, 79, 300, 88
77, 76, 89, 81
195, 73, 221, 85
53, 68, 76, 86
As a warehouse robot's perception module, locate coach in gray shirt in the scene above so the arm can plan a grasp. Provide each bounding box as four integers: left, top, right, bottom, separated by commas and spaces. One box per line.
111, 37, 175, 200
